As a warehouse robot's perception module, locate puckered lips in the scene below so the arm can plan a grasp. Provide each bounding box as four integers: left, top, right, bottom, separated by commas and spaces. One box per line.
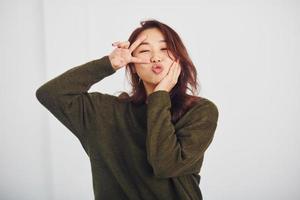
151, 64, 163, 74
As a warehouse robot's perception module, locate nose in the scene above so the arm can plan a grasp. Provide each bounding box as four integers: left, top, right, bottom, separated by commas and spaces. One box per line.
150, 54, 162, 63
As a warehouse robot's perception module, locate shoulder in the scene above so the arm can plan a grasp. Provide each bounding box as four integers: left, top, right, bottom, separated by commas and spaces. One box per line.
87, 92, 120, 110
197, 97, 218, 116
185, 96, 219, 124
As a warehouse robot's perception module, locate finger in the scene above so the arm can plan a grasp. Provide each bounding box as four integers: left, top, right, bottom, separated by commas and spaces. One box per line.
112, 41, 121, 46
171, 61, 180, 80
112, 41, 127, 46
124, 42, 130, 49
171, 62, 178, 78
130, 56, 150, 64
128, 35, 148, 53
112, 41, 130, 48
169, 60, 177, 76
166, 61, 174, 76
117, 41, 130, 49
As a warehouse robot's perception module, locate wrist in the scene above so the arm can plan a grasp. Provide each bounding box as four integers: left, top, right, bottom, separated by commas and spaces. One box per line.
108, 55, 118, 71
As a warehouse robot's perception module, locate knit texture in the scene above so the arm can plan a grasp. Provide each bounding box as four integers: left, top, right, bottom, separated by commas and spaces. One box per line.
36, 56, 219, 200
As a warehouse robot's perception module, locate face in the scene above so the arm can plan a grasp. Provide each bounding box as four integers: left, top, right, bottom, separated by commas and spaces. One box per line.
131, 28, 176, 86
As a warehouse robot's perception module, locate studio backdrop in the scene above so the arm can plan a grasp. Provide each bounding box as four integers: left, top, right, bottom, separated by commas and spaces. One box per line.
1, 0, 299, 199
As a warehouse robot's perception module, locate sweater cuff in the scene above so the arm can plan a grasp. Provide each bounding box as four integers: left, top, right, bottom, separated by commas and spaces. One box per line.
92, 55, 116, 75
147, 90, 171, 108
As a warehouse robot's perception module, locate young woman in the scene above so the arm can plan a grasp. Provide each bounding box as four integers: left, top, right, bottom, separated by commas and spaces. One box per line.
36, 19, 219, 200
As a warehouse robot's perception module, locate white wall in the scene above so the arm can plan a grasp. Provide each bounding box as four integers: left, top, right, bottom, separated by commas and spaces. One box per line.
1, 0, 299, 199
0, 0, 52, 199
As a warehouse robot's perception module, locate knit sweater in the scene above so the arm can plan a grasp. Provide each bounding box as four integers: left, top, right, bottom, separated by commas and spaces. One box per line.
35, 55, 219, 200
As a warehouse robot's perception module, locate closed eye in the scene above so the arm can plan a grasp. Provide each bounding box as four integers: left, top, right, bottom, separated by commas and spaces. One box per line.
139, 48, 169, 53
139, 50, 149, 53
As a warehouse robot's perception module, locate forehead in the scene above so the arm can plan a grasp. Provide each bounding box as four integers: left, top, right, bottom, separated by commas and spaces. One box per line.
137, 28, 166, 47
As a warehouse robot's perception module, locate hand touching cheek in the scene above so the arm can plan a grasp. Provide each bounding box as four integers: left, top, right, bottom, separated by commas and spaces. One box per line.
153, 60, 181, 92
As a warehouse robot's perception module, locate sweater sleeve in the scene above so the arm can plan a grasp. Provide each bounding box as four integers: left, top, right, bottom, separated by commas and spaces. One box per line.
35, 56, 116, 154
146, 90, 219, 178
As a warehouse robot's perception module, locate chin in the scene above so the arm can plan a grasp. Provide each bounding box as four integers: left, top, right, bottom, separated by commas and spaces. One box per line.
142, 74, 164, 85
144, 79, 159, 86
151, 77, 163, 84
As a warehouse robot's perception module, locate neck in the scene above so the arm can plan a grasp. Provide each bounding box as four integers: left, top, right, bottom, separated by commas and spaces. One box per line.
143, 81, 156, 104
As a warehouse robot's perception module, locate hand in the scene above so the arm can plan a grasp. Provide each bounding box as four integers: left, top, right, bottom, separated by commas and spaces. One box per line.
153, 59, 181, 92
108, 35, 150, 70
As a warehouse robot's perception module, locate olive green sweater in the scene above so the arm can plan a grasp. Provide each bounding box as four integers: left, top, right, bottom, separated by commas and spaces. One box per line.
35, 56, 219, 200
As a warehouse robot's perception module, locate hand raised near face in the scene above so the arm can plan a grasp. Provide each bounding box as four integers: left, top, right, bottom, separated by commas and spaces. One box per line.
153, 59, 182, 93
108, 35, 150, 71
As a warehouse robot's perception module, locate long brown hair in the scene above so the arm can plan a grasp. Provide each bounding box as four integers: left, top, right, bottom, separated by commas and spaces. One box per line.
117, 19, 203, 124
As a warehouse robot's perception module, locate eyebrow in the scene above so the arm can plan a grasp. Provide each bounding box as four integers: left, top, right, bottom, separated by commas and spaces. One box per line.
138, 40, 166, 47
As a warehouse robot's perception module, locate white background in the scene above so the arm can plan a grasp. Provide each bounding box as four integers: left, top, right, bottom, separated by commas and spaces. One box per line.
1, 0, 299, 199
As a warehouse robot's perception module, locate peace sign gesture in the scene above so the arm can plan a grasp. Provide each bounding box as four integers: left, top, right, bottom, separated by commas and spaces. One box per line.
108, 35, 150, 71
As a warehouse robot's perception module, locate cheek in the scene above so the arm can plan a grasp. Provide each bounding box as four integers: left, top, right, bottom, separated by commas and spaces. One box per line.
135, 64, 149, 74
136, 54, 150, 60
166, 59, 175, 68
133, 54, 150, 72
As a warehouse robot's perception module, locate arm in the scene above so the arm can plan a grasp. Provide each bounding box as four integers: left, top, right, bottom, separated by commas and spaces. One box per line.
35, 56, 116, 154
146, 90, 219, 178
